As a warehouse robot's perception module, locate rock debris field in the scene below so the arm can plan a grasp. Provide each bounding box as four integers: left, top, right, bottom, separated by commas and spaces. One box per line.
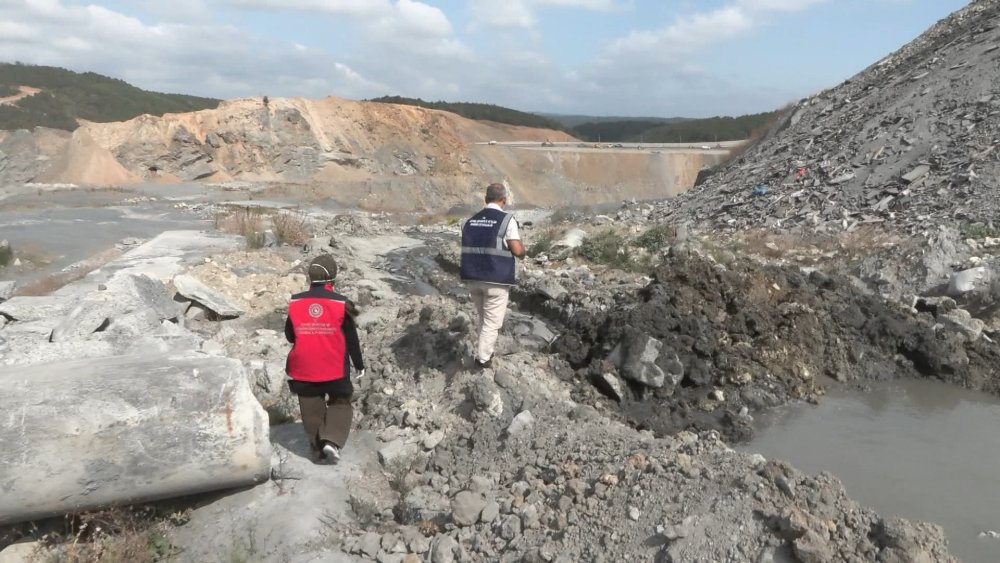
4, 1, 1000, 561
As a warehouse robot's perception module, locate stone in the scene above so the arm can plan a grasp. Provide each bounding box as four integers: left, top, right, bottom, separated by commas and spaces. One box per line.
613, 333, 684, 389
0, 281, 14, 302
0, 541, 41, 563
423, 430, 445, 450
537, 279, 567, 300
470, 475, 492, 493
500, 514, 522, 540
451, 490, 487, 526
48, 300, 111, 343
0, 352, 271, 525
399, 486, 451, 524
939, 308, 984, 340
430, 535, 458, 563
378, 439, 420, 468
520, 504, 540, 529
947, 266, 990, 296
901, 165, 930, 183
506, 410, 536, 437
553, 228, 587, 249
480, 500, 500, 523
173, 274, 245, 319
358, 532, 382, 557
597, 372, 625, 402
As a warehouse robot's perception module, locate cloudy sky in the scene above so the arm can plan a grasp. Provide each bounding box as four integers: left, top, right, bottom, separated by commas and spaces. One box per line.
0, 0, 969, 118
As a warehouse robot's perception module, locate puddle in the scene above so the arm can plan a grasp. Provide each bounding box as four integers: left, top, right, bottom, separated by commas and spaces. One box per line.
742, 378, 1000, 563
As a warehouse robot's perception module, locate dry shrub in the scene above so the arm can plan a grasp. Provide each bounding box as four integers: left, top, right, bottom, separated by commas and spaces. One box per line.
0, 242, 11, 268
415, 213, 462, 226
214, 206, 266, 249
40, 507, 181, 563
271, 211, 311, 246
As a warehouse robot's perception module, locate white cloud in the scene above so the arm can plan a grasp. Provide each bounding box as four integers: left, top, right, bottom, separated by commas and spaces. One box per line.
606, 7, 752, 61
229, 0, 392, 17
737, 0, 828, 12
0, 21, 37, 40
370, 0, 452, 39
468, 0, 627, 30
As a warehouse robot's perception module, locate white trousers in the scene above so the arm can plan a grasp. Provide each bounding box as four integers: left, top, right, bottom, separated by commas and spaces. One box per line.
468, 281, 510, 362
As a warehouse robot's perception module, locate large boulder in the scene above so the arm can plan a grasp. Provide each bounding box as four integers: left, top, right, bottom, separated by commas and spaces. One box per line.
0, 352, 271, 525
610, 332, 684, 389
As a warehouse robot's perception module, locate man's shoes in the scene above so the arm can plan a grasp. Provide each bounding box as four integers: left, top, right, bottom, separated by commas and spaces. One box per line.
321, 442, 341, 463
474, 357, 492, 369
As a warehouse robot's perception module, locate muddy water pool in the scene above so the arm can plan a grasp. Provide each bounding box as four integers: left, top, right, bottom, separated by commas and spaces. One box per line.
743, 378, 1000, 563
0, 202, 207, 285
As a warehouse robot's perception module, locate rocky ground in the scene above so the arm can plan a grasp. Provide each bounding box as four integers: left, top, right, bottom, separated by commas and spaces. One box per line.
171, 210, 976, 562
0, 203, 982, 562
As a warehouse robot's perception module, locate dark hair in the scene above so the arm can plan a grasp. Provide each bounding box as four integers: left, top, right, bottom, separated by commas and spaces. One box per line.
308, 254, 338, 283
485, 183, 507, 203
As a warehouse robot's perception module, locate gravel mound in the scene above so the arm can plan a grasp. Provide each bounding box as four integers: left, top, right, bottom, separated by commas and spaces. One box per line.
661, 0, 1000, 236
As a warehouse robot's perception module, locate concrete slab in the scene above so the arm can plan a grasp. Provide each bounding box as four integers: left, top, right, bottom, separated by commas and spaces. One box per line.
0, 352, 271, 525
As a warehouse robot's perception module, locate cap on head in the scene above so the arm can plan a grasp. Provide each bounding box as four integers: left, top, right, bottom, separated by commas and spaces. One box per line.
485, 182, 508, 203
308, 254, 338, 284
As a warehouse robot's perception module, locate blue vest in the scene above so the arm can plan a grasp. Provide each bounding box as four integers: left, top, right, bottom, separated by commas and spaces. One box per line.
461, 207, 516, 285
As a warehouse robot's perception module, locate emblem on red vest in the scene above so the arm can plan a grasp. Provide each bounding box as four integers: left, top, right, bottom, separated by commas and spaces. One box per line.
308, 303, 323, 318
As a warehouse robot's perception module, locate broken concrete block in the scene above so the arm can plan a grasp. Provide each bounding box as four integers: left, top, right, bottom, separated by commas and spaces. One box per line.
173, 274, 244, 319
901, 165, 930, 183
0, 352, 271, 525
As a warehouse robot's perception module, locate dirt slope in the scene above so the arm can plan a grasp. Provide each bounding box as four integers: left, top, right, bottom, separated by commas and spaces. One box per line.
0, 96, 723, 209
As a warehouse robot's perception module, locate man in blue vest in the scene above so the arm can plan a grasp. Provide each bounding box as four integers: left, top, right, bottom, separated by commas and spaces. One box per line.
461, 182, 526, 368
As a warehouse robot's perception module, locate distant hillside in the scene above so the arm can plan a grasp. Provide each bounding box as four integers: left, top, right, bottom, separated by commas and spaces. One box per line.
540, 113, 691, 129
368, 96, 568, 132
570, 110, 784, 143
0, 63, 220, 131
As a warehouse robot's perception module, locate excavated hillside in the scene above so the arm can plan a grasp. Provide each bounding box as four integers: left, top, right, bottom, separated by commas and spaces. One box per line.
0, 97, 726, 209
661, 0, 1000, 237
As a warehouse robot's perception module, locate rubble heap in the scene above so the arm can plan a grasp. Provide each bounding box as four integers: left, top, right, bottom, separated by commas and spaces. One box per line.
661, 0, 1000, 236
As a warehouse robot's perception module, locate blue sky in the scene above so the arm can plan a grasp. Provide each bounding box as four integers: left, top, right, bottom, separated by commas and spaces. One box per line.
0, 0, 970, 117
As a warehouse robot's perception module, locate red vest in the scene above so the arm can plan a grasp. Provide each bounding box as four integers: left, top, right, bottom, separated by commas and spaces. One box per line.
286, 284, 348, 382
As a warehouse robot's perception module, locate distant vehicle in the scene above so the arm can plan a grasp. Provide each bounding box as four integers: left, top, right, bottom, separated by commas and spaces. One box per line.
488, 140, 497, 145
700, 145, 711, 150
541, 140, 554, 147
612, 143, 623, 148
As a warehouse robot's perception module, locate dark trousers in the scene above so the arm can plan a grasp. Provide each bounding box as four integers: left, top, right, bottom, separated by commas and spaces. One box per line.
298, 394, 353, 450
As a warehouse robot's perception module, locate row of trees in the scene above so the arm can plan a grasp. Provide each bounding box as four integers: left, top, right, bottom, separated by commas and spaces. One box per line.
371, 94, 780, 143
368, 96, 567, 131
570, 111, 782, 143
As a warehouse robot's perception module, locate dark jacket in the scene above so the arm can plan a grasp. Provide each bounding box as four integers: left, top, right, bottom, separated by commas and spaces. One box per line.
460, 207, 516, 285
284, 283, 364, 397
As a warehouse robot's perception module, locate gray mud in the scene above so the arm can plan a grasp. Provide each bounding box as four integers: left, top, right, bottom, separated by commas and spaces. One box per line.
744, 379, 1000, 563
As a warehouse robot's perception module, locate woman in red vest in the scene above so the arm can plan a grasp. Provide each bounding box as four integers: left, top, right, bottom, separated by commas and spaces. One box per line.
285, 254, 364, 463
